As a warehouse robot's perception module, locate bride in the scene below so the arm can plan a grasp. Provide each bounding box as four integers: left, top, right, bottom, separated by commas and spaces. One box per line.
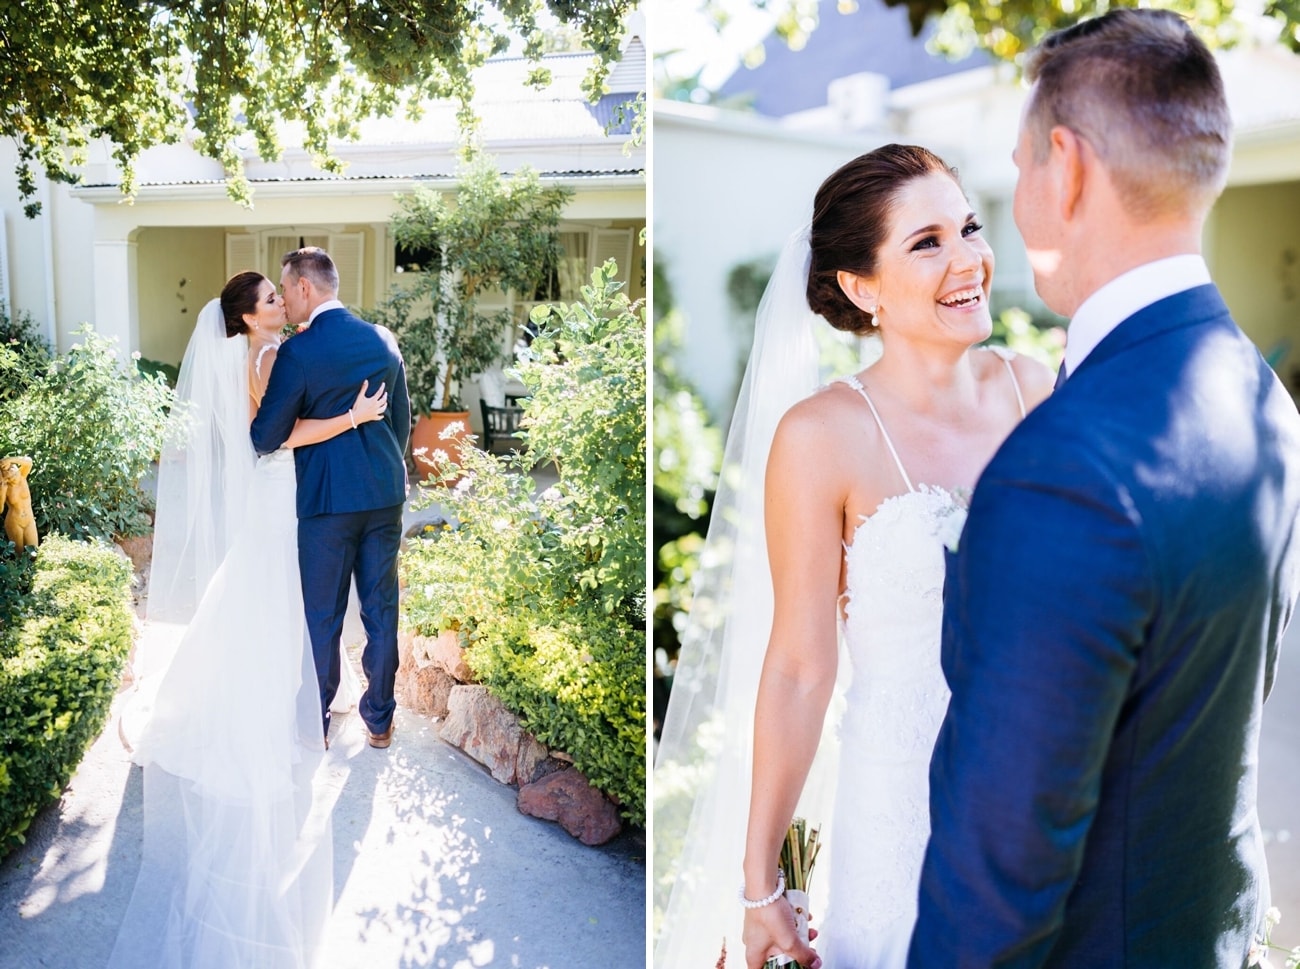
111, 271, 387, 968
653, 144, 1054, 968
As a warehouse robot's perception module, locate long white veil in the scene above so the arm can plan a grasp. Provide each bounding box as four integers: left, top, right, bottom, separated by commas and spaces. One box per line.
145, 299, 253, 627
111, 297, 334, 968
653, 228, 845, 966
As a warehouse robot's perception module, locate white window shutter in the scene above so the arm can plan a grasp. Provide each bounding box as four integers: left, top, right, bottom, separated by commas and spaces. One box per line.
329, 232, 365, 307
226, 233, 259, 279
266, 233, 330, 283
592, 229, 633, 279
265, 235, 301, 281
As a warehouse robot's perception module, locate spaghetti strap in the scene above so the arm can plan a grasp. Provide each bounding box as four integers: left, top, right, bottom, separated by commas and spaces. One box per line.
839, 374, 916, 493
985, 345, 1026, 418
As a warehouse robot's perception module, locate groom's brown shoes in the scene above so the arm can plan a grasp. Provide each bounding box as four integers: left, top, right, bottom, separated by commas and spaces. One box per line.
366, 723, 394, 749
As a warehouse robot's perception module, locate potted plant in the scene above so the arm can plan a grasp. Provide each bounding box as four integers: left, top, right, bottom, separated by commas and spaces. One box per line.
375, 151, 572, 477
372, 282, 507, 478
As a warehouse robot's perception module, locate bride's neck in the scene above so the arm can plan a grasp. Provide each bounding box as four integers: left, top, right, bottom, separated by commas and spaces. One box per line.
866, 341, 981, 416
248, 332, 281, 353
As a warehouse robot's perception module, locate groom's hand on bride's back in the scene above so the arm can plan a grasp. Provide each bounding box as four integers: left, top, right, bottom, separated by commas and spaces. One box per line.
743, 900, 821, 969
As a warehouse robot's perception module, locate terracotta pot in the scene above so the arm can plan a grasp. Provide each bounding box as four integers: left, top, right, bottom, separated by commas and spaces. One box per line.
410, 410, 473, 481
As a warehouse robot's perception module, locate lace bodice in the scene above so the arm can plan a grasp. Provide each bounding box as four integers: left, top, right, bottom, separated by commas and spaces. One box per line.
840, 486, 961, 756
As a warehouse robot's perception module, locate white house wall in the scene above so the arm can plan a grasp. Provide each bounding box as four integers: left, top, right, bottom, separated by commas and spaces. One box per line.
654, 104, 878, 420
0, 174, 638, 364
1211, 180, 1300, 373
0, 140, 100, 349
135, 227, 226, 367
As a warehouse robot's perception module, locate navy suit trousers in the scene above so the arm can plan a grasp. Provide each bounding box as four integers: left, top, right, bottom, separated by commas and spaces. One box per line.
299, 503, 404, 736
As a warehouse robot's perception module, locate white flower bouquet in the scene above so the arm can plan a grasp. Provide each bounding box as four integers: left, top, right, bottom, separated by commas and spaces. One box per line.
764, 818, 822, 969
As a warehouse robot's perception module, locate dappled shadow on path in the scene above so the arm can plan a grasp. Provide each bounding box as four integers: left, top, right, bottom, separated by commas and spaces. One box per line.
324, 711, 644, 968
0, 693, 143, 969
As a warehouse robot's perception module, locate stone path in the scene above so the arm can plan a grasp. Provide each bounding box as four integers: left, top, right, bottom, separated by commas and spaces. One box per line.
0, 475, 647, 969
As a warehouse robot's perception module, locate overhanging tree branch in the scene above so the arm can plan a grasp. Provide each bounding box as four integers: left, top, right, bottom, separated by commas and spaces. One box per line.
1, 0, 638, 215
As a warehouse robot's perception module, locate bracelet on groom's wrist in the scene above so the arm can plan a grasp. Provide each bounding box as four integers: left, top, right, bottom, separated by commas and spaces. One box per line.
738, 868, 785, 909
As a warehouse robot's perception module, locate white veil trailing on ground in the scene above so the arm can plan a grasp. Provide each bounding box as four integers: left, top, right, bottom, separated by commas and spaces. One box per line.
653, 227, 846, 966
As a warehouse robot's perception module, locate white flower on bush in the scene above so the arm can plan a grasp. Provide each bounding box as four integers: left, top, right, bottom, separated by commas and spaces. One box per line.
454, 475, 474, 494
539, 486, 561, 504
438, 421, 465, 440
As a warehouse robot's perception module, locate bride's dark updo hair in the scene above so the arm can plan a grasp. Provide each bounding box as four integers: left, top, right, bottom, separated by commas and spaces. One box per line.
220, 271, 270, 338
807, 144, 959, 335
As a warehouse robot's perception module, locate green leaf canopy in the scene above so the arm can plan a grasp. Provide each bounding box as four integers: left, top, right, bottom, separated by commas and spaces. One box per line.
0, 0, 637, 214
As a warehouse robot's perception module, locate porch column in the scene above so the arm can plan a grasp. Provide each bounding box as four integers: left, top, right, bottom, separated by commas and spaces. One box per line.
92, 237, 139, 354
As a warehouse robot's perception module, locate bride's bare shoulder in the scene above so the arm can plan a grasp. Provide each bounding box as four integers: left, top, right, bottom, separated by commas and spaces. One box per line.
770, 379, 881, 469
778, 380, 867, 433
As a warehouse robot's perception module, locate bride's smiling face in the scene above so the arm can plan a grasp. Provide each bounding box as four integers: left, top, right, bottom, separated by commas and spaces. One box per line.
244, 278, 287, 334
844, 172, 994, 346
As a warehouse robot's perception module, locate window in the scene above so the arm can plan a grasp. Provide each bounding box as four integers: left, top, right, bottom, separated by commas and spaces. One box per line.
394, 241, 441, 276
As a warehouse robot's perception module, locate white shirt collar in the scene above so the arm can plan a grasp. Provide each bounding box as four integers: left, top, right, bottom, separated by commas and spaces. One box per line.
1063, 255, 1211, 376
308, 299, 346, 324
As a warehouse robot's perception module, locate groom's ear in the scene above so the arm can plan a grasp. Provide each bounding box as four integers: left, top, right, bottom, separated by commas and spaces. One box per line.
1050, 125, 1087, 223
837, 270, 879, 315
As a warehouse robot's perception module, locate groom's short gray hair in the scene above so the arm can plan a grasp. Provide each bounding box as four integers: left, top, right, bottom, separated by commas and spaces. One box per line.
281, 247, 340, 295
1025, 8, 1230, 219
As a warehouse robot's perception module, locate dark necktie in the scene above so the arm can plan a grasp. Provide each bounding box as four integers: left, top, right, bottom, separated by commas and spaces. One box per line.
1054, 362, 1068, 390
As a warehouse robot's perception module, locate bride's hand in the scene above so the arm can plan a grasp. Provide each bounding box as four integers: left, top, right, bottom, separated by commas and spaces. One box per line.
351, 380, 388, 424
743, 897, 820, 969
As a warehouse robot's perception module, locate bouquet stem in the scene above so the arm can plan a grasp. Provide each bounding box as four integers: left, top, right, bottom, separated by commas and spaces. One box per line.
763, 818, 821, 969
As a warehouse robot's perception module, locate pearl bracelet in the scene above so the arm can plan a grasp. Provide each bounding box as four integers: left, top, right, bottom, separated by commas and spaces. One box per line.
348, 408, 357, 429
738, 868, 786, 909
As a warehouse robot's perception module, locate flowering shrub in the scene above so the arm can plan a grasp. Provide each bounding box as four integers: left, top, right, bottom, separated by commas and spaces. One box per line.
0, 326, 173, 540
401, 261, 645, 825
0, 535, 134, 856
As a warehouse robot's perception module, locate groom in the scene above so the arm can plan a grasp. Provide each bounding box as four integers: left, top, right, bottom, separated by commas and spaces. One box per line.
252, 247, 411, 749
911, 10, 1300, 967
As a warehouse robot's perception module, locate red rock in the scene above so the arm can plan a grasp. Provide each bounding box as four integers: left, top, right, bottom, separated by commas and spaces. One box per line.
396, 632, 457, 717
516, 767, 622, 846
438, 685, 548, 785
430, 628, 474, 682
115, 533, 153, 572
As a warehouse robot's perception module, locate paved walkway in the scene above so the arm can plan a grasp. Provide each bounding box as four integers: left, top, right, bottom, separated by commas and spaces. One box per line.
0, 476, 646, 969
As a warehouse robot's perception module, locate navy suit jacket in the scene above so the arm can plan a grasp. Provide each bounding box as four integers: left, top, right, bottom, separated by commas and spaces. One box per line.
250, 307, 411, 519
910, 285, 1300, 967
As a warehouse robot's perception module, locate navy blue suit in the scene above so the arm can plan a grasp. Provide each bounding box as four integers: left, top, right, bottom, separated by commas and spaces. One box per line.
251, 307, 411, 736
909, 286, 1300, 967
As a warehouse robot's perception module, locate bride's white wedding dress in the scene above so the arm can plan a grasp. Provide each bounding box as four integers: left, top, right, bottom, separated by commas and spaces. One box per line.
817, 360, 1023, 969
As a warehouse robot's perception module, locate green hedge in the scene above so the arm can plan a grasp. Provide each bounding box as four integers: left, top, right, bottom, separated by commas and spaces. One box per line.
0, 327, 172, 541
0, 535, 135, 856
400, 262, 646, 826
